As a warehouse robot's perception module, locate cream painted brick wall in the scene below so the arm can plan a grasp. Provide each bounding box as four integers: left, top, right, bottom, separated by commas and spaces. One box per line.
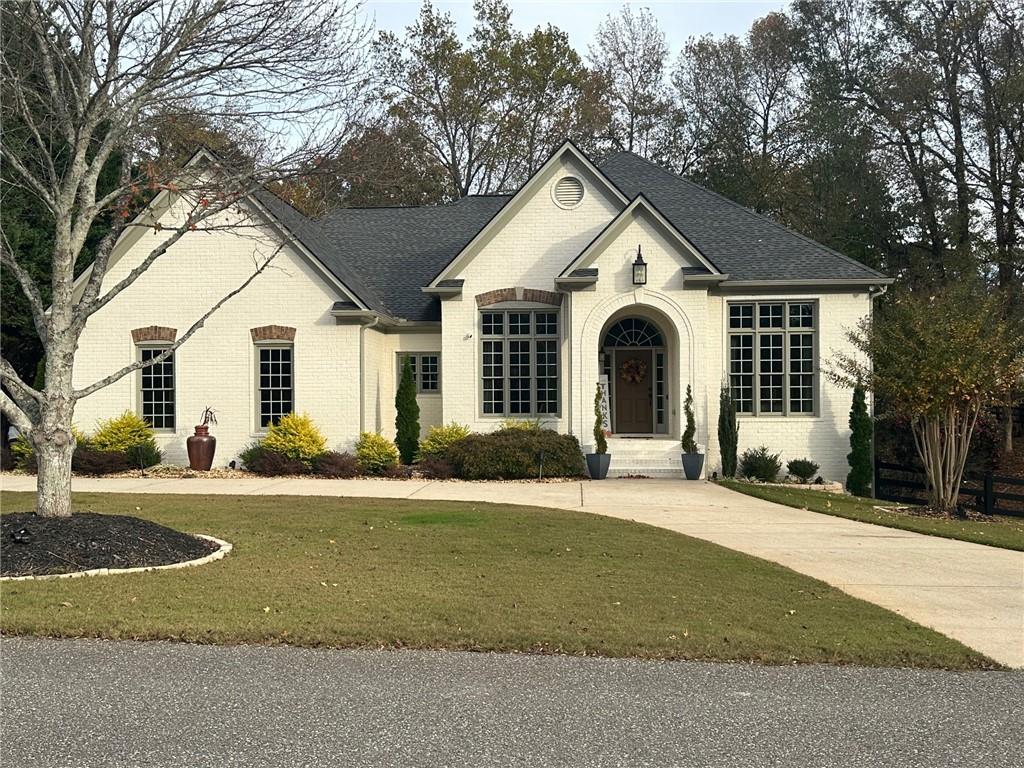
74, 198, 361, 465
75, 165, 874, 479
569, 212, 711, 448
705, 291, 872, 482
441, 155, 623, 433
370, 331, 444, 440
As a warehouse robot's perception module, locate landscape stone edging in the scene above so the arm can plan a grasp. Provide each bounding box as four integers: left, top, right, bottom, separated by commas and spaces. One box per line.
0, 534, 232, 582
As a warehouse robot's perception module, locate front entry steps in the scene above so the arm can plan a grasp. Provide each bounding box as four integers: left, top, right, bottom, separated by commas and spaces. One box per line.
603, 437, 686, 478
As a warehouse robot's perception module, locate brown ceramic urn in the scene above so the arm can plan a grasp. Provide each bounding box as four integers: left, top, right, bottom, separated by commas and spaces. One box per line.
187, 424, 216, 471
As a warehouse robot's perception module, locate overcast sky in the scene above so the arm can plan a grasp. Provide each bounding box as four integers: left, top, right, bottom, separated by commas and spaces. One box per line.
365, 1, 788, 53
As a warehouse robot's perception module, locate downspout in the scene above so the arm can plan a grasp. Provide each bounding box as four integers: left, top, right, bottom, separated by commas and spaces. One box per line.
566, 292, 573, 437
359, 316, 380, 433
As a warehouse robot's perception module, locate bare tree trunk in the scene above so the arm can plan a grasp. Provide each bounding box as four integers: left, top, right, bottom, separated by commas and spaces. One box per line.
1006, 405, 1015, 455
33, 425, 75, 518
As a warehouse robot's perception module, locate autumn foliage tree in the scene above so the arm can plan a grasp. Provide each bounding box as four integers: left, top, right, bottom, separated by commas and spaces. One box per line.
831, 286, 1024, 512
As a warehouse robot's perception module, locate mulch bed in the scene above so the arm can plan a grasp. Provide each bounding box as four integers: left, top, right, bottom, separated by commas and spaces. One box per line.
1, 512, 217, 578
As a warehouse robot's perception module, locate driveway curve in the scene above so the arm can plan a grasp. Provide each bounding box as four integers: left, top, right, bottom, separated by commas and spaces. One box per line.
2, 474, 1022, 667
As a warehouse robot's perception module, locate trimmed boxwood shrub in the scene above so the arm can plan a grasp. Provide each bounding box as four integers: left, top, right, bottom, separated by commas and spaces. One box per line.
446, 428, 586, 480
739, 446, 783, 482
355, 432, 400, 475
311, 451, 359, 478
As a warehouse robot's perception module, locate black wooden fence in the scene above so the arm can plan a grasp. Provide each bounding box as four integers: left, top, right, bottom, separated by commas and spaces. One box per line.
874, 459, 1024, 517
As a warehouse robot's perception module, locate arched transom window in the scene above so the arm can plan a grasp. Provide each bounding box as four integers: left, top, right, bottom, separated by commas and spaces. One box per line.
602, 318, 664, 347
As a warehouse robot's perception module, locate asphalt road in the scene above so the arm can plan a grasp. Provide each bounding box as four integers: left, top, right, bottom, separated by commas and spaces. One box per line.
1, 638, 1022, 768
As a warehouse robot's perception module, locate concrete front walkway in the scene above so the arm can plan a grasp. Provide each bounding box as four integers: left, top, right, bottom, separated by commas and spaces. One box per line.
2, 474, 1022, 667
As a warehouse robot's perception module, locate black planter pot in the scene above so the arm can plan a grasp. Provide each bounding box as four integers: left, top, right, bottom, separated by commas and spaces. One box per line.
586, 453, 611, 480
681, 452, 704, 480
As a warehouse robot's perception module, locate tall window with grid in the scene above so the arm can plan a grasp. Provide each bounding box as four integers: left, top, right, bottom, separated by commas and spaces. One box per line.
139, 347, 175, 430
728, 301, 817, 415
257, 345, 293, 428
480, 309, 559, 416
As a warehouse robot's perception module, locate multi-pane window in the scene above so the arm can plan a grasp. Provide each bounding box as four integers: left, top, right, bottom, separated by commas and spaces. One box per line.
397, 353, 441, 393
139, 347, 175, 430
480, 309, 559, 416
257, 345, 293, 428
728, 301, 816, 415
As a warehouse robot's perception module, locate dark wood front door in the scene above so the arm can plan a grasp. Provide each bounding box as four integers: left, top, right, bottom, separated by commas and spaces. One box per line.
614, 349, 653, 433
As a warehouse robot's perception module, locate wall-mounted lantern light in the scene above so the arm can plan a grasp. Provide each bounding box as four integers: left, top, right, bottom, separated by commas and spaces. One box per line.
632, 246, 647, 286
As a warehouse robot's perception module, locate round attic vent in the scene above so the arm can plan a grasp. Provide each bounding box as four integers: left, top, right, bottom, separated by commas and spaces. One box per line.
553, 176, 585, 209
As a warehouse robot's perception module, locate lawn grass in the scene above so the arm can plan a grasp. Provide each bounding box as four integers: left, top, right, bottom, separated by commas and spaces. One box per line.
0, 491, 996, 669
718, 479, 1024, 552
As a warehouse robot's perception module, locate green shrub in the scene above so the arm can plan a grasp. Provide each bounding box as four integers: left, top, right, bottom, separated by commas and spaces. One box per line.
593, 385, 607, 455
355, 432, 400, 475
417, 422, 470, 460
447, 428, 586, 480
847, 385, 873, 496
91, 412, 161, 467
10, 425, 90, 470
681, 384, 697, 454
718, 385, 738, 477
786, 458, 819, 483
311, 451, 359, 478
10, 436, 34, 469
262, 412, 327, 464
395, 357, 420, 464
739, 446, 782, 482
239, 443, 307, 476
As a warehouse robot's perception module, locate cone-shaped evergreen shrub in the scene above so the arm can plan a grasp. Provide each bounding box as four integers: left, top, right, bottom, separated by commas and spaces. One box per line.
681, 385, 697, 453
847, 385, 873, 496
718, 386, 738, 477
395, 357, 420, 464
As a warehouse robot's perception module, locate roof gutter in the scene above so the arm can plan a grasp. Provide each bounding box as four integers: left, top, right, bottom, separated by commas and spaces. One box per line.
715, 277, 895, 292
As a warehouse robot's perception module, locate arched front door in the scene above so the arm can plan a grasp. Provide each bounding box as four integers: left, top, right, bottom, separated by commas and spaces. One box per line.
601, 317, 667, 435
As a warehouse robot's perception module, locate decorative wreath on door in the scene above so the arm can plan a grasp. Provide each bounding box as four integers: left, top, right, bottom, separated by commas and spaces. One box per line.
620, 358, 648, 384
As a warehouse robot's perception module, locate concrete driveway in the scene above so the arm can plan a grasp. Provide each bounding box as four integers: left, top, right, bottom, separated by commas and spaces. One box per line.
2, 474, 1022, 667
3, 637, 1022, 768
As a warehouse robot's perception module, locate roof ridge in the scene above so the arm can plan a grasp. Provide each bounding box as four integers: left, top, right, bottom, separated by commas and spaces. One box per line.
317, 194, 513, 216
604, 151, 886, 279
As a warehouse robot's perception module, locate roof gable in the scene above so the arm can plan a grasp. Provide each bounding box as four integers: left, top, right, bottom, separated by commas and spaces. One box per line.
427, 141, 629, 287
561, 195, 722, 278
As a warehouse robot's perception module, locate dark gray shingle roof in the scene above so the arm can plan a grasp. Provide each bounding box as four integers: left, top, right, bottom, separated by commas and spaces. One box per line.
316, 196, 509, 321
598, 152, 887, 282
253, 150, 885, 322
